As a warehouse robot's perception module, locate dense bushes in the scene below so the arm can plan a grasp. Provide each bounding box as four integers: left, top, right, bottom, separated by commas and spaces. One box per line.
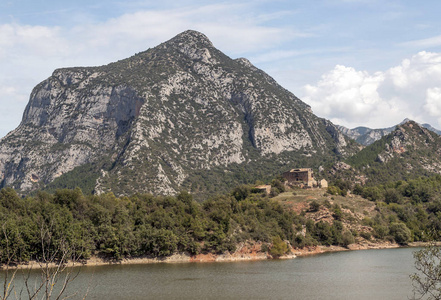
353, 175, 441, 243
307, 220, 354, 247
318, 175, 441, 245
5, 173, 439, 264
0, 187, 306, 264
0, 182, 368, 264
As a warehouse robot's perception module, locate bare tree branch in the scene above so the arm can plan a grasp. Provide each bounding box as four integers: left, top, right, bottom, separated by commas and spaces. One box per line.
2, 217, 90, 300
411, 242, 441, 300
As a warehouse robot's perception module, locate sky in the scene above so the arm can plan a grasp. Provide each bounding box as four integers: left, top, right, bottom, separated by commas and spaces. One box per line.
1, 0, 441, 138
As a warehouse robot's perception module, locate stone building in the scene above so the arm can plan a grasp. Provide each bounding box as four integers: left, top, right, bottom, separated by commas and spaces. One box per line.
282, 168, 316, 187
254, 184, 272, 195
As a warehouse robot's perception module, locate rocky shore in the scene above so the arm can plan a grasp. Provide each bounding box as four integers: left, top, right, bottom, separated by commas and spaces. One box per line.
5, 240, 426, 270
292, 241, 402, 256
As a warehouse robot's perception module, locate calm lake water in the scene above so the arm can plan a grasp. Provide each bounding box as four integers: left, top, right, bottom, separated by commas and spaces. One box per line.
3, 247, 421, 299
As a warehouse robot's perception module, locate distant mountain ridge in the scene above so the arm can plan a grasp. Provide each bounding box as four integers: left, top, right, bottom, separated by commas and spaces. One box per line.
0, 30, 356, 196
337, 118, 441, 146
345, 120, 441, 184
421, 122, 441, 136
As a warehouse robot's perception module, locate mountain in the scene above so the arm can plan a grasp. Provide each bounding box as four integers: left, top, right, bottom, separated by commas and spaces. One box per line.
337, 118, 441, 146
345, 121, 441, 184
0, 30, 356, 196
336, 125, 395, 146
422, 123, 441, 136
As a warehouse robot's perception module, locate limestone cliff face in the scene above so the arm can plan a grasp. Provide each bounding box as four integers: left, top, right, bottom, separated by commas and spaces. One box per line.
0, 30, 354, 195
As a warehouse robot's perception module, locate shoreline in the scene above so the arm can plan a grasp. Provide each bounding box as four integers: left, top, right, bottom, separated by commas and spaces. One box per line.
293, 241, 400, 257
2, 241, 433, 270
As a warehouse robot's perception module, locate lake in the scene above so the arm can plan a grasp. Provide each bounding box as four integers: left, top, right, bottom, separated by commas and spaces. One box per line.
2, 247, 421, 299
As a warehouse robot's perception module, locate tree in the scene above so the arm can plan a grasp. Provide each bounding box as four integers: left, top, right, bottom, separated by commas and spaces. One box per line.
231, 185, 251, 201
384, 188, 402, 204
411, 243, 441, 300
270, 236, 288, 258
389, 222, 412, 245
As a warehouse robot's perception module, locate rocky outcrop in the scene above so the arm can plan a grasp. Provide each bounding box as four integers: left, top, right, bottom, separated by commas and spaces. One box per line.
375, 122, 441, 168
344, 121, 441, 183
0, 30, 356, 196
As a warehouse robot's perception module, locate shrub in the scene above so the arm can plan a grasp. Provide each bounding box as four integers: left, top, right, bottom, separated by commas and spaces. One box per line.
384, 188, 402, 204
360, 231, 371, 240
373, 224, 389, 239
333, 179, 352, 193
323, 199, 332, 208
292, 234, 306, 248
270, 189, 280, 197
342, 231, 355, 247
353, 184, 363, 195
270, 236, 288, 258
313, 221, 333, 246
231, 185, 251, 201
309, 201, 320, 212
389, 222, 412, 245
271, 179, 286, 193
332, 204, 343, 221
362, 186, 382, 201
327, 186, 341, 196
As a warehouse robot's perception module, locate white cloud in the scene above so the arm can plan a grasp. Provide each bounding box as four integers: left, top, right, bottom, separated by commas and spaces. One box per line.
424, 87, 441, 124
302, 65, 386, 124
0, 23, 67, 58
301, 51, 441, 129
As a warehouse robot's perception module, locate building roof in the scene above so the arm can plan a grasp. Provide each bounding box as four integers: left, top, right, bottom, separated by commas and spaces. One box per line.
255, 185, 271, 189
287, 168, 312, 172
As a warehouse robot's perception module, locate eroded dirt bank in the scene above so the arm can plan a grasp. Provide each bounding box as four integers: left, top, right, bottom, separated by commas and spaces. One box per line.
4, 240, 427, 270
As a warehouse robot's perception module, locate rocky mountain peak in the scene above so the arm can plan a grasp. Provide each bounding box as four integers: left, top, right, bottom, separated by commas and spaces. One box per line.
0, 30, 357, 196
400, 118, 412, 124
392, 120, 436, 146
378, 120, 437, 159
235, 58, 254, 68
162, 30, 214, 52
